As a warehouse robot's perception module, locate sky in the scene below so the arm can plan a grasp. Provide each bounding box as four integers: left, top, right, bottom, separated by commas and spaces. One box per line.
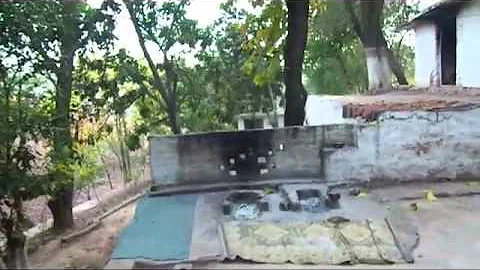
88, 0, 241, 64
87, 0, 442, 64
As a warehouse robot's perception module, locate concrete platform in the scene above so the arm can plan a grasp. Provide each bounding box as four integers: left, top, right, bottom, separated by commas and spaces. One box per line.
106, 181, 480, 269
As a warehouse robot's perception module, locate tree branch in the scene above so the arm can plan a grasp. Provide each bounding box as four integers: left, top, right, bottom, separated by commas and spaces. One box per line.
123, 1, 170, 107
344, 0, 365, 44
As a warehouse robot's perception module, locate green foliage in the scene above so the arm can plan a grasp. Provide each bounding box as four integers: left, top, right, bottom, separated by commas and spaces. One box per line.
46, 142, 104, 192
304, 0, 419, 94
129, 0, 211, 52
72, 50, 150, 144
1, 1, 124, 231
178, 65, 237, 132
305, 1, 368, 94
383, 0, 420, 83
124, 0, 214, 134
241, 0, 286, 87
0, 1, 121, 82
71, 143, 104, 190
0, 0, 121, 182
187, 0, 283, 132
0, 0, 423, 204
0, 69, 49, 196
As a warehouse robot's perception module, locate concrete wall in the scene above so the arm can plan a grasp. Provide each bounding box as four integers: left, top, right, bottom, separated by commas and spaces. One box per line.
457, 1, 480, 87
414, 22, 439, 87
151, 103, 480, 187
326, 107, 480, 184
149, 125, 355, 186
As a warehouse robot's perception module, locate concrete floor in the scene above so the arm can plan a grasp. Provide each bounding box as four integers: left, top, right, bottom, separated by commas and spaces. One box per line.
201, 182, 480, 269
107, 181, 480, 269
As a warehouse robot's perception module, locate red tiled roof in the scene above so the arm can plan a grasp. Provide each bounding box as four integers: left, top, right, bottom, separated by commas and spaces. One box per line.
342, 100, 479, 122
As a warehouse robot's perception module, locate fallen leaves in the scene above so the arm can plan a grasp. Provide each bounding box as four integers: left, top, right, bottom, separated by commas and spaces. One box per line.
263, 186, 275, 195
409, 190, 438, 212
424, 190, 437, 202
357, 192, 368, 198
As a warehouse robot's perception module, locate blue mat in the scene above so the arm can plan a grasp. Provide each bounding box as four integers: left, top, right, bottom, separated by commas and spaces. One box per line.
111, 194, 198, 261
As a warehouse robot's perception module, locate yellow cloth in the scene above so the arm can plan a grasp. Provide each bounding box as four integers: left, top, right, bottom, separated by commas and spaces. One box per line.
221, 219, 405, 265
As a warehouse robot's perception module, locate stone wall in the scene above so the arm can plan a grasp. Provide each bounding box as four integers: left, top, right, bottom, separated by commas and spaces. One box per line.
326, 107, 480, 185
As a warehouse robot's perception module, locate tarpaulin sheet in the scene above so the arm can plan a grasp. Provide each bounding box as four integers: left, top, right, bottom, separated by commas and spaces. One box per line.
111, 194, 198, 261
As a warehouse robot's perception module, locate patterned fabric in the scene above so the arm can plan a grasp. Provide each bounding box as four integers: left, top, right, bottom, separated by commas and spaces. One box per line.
221, 219, 408, 265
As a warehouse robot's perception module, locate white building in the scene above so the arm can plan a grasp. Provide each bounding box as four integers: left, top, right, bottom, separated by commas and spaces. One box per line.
235, 95, 349, 130
234, 111, 285, 130
303, 95, 349, 126
409, 0, 480, 87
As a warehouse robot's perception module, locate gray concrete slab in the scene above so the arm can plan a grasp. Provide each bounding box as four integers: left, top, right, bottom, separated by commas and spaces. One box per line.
197, 184, 480, 269
106, 182, 480, 269
189, 192, 225, 261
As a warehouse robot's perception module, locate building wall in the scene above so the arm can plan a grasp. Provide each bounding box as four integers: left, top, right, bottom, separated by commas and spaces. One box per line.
237, 115, 284, 130
304, 95, 350, 125
262, 115, 284, 129
326, 107, 480, 184
237, 119, 245, 130
456, 1, 480, 87
414, 22, 439, 87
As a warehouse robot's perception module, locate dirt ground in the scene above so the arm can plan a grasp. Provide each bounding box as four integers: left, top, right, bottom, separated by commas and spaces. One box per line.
28, 202, 137, 269
23, 154, 137, 226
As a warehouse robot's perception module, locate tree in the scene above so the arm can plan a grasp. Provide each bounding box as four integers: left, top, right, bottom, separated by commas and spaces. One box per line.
0, 62, 49, 268
47, 0, 78, 230
382, 0, 419, 84
191, 1, 283, 131
305, 1, 368, 94
305, 0, 418, 94
344, 0, 408, 90
73, 50, 150, 183
284, 0, 309, 126
0, 0, 120, 230
124, 0, 210, 134
239, 0, 309, 125
240, 0, 285, 126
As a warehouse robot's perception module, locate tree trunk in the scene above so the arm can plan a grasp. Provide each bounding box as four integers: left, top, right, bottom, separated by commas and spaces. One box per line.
268, 84, 279, 128
168, 104, 178, 134
47, 188, 74, 230
384, 44, 408, 85
3, 192, 30, 269
124, 1, 180, 134
50, 0, 77, 230
284, 0, 309, 126
365, 47, 392, 89
115, 114, 130, 183
121, 116, 132, 180
101, 156, 114, 189
345, 0, 408, 90
4, 231, 28, 269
